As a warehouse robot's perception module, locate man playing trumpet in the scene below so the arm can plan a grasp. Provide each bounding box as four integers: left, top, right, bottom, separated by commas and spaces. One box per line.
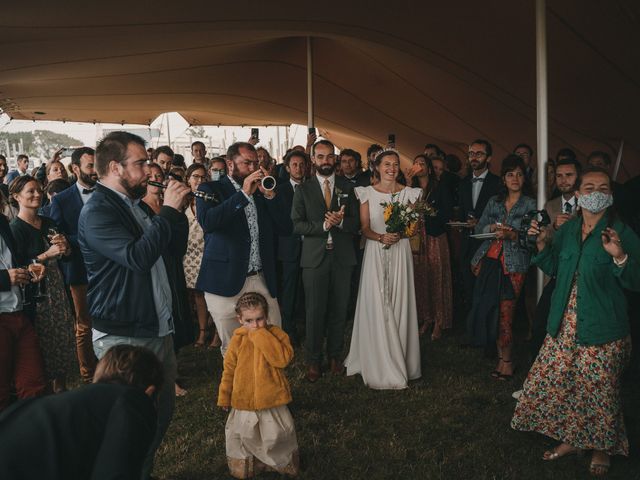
195, 142, 292, 355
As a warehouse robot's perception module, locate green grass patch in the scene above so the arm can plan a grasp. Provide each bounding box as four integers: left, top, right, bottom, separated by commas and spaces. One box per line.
155, 328, 640, 480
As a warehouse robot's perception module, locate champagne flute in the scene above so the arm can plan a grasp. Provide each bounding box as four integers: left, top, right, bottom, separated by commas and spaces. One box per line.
47, 227, 64, 259
19, 265, 31, 306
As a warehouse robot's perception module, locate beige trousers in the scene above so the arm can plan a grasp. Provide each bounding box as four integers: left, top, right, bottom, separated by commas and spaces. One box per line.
204, 273, 281, 356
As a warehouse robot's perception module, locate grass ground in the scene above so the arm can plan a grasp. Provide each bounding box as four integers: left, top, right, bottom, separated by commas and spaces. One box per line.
155, 324, 640, 480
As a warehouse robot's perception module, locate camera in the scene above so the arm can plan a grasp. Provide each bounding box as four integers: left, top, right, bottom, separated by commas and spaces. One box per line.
261, 176, 276, 191
251, 128, 259, 141
519, 209, 551, 251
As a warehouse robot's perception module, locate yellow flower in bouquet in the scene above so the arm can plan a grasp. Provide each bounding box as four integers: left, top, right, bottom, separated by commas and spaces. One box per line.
379, 193, 434, 249
383, 204, 393, 222
404, 221, 418, 238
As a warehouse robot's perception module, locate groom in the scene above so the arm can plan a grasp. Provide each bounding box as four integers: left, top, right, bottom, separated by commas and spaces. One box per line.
291, 140, 360, 382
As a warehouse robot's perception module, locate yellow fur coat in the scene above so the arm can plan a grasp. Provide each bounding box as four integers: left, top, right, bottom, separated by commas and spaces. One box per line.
217, 325, 293, 411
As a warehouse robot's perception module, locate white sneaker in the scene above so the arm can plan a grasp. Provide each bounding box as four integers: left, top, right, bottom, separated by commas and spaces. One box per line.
512, 389, 523, 400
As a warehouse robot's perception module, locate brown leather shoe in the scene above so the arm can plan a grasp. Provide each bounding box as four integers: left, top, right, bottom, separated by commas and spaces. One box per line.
329, 358, 345, 376
306, 364, 321, 383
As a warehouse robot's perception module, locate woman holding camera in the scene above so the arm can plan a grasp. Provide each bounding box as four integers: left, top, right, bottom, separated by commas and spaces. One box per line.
467, 155, 535, 379
511, 167, 640, 477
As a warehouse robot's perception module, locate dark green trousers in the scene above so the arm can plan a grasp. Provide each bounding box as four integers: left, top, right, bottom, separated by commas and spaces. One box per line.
302, 250, 353, 365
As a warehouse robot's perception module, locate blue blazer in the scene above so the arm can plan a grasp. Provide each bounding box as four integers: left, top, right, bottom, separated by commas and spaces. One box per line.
48, 185, 88, 285
195, 176, 293, 298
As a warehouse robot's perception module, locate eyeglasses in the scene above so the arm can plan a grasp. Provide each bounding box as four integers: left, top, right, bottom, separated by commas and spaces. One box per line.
191, 174, 206, 180
468, 151, 487, 159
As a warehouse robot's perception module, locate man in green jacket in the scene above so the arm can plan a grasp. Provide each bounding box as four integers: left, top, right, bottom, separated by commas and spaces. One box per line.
291, 140, 360, 382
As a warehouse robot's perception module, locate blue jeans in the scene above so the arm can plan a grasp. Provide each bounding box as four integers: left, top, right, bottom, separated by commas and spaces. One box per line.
93, 334, 176, 480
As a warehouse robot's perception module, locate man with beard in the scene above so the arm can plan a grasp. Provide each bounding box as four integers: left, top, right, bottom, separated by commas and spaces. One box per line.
78, 131, 190, 480
49, 147, 101, 383
458, 139, 501, 310
195, 142, 292, 355
525, 157, 581, 361
292, 140, 360, 382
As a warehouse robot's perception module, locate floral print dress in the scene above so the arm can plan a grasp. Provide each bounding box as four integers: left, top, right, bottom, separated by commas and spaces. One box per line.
511, 278, 631, 455
183, 204, 204, 290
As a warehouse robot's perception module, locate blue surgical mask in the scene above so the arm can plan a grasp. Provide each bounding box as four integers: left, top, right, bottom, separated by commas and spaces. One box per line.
577, 191, 613, 214
211, 170, 225, 181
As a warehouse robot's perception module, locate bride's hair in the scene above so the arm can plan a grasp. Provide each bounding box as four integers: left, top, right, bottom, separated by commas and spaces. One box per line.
372, 150, 406, 185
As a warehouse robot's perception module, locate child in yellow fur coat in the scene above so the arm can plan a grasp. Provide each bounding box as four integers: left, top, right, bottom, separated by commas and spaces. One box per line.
218, 292, 299, 478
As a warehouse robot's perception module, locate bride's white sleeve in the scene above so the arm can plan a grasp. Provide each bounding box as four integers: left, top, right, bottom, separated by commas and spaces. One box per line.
354, 186, 369, 204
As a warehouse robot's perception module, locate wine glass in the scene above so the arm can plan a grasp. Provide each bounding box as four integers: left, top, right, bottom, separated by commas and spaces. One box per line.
29, 259, 48, 302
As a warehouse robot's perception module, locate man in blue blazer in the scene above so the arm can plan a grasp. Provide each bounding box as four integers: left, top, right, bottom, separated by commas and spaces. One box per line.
196, 142, 292, 355
49, 147, 98, 383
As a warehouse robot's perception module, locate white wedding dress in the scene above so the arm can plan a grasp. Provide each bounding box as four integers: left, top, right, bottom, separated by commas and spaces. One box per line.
344, 186, 422, 389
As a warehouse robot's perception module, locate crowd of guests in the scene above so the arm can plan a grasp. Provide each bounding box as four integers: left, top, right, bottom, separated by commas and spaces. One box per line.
0, 132, 638, 479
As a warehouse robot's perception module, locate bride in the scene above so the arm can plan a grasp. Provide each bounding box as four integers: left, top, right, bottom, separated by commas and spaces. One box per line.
344, 149, 422, 389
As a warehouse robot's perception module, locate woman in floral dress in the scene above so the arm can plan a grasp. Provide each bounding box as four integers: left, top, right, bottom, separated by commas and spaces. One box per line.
183, 164, 219, 348
9, 175, 74, 394
511, 168, 640, 477
409, 154, 454, 340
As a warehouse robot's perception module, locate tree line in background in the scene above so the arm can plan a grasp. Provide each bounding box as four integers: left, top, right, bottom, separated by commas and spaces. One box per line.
0, 131, 83, 165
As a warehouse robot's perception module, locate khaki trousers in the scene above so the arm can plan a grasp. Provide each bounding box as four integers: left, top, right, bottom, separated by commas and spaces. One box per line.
69, 284, 97, 383
205, 273, 281, 356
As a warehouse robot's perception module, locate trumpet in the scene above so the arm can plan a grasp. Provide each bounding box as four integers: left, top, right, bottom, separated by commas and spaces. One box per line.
147, 180, 218, 203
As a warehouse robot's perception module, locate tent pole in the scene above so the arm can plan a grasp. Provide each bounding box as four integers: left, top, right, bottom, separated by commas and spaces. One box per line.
307, 37, 314, 129
612, 139, 624, 181
536, 0, 548, 300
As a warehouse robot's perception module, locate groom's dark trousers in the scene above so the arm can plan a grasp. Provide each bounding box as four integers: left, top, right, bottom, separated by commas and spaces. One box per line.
291, 175, 360, 365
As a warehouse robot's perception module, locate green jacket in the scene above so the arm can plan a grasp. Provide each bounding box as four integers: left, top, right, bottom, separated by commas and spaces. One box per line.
533, 213, 640, 345
291, 175, 360, 269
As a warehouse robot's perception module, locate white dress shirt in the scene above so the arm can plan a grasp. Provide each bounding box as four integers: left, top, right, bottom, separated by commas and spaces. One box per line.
75, 181, 95, 205
316, 173, 342, 243
0, 236, 22, 313
471, 169, 489, 209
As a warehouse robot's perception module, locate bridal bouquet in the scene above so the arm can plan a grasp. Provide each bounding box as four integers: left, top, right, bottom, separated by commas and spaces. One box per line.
380, 194, 435, 249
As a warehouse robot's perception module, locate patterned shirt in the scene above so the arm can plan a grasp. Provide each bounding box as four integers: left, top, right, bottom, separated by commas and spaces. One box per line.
229, 177, 262, 273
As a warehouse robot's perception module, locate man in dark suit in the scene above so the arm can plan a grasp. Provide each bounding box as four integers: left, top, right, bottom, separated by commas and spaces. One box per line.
292, 140, 360, 382
458, 139, 501, 307
337, 148, 369, 316
49, 146, 98, 383
0, 344, 162, 480
338, 148, 371, 187
196, 142, 292, 355
277, 150, 307, 344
